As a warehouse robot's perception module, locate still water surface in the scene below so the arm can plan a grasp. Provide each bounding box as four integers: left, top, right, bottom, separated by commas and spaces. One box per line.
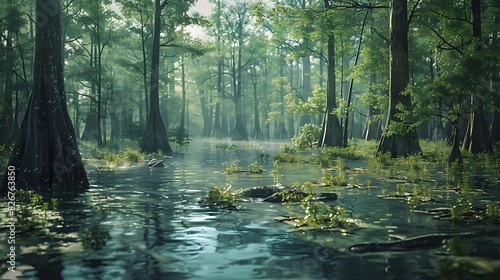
1, 141, 499, 279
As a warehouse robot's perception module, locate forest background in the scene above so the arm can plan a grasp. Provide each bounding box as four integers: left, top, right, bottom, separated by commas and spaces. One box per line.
0, 0, 499, 190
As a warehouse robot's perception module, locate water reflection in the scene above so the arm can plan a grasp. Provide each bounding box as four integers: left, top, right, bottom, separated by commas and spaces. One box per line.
1, 141, 499, 279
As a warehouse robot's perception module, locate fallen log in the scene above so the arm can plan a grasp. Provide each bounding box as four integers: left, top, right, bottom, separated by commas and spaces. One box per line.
349, 232, 476, 253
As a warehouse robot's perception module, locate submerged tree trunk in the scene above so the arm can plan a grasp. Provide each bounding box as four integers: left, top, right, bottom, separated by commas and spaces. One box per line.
140, 0, 172, 154
377, 0, 421, 157
2, 0, 88, 192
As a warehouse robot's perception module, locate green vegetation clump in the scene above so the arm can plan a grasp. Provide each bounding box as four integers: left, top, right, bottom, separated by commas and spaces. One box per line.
293, 202, 355, 231
199, 185, 240, 208
321, 171, 346, 186
367, 153, 431, 181
273, 144, 302, 163
169, 126, 191, 145
248, 161, 264, 173
97, 147, 145, 166
270, 160, 283, 183
292, 124, 321, 149
120, 147, 144, 163
274, 181, 314, 203
225, 162, 242, 174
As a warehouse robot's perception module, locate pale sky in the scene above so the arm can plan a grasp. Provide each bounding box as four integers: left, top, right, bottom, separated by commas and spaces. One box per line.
188, 0, 215, 39
191, 0, 215, 17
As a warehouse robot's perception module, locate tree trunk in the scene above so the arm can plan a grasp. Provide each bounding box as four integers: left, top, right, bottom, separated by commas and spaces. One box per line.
449, 124, 463, 164
0, 30, 15, 144
462, 0, 493, 154
199, 88, 212, 137
299, 53, 312, 125
231, 38, 248, 141
2, 0, 88, 192
252, 74, 263, 140
180, 57, 186, 130
140, 0, 172, 154
319, 34, 342, 148
377, 0, 421, 157
343, 10, 368, 147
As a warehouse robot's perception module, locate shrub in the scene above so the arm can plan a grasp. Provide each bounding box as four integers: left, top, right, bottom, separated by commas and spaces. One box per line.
292, 124, 321, 149
248, 161, 264, 173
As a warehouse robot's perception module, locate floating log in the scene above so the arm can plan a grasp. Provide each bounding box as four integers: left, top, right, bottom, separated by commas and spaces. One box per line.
349, 232, 476, 253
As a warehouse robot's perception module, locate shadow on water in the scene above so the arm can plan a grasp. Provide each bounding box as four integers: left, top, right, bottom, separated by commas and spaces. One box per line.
1, 141, 499, 279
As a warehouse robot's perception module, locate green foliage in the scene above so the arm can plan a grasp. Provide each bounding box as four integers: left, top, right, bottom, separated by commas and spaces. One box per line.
294, 202, 354, 231
390, 44, 499, 139
292, 124, 321, 149
120, 147, 144, 163
225, 162, 242, 174
270, 160, 283, 183
367, 153, 431, 181
169, 126, 191, 145
95, 147, 145, 166
248, 161, 264, 173
273, 144, 302, 163
485, 201, 500, 221
366, 152, 392, 175
286, 86, 326, 115
199, 185, 239, 208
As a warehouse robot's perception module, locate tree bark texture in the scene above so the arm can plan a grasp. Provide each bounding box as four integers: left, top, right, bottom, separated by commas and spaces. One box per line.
462, 0, 493, 154
140, 0, 172, 154
319, 34, 342, 148
2, 0, 88, 192
0, 30, 16, 144
377, 0, 421, 157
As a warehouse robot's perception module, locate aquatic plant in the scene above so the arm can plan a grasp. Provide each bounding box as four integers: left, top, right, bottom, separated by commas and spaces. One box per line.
366, 152, 392, 176
248, 161, 264, 173
366, 152, 432, 181
273, 144, 302, 163
293, 202, 356, 232
119, 148, 144, 163
272, 182, 314, 203
199, 185, 240, 208
485, 201, 500, 221
225, 162, 243, 174
98, 147, 145, 166
270, 160, 283, 183
14, 190, 59, 231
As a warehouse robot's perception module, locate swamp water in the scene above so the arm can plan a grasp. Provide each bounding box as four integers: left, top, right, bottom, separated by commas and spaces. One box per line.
1, 141, 500, 279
